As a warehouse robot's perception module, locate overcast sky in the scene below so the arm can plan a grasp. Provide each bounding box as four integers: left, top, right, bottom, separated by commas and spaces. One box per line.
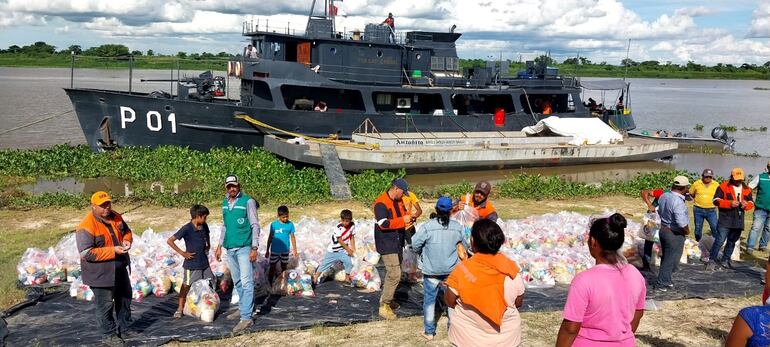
1, 0, 769, 65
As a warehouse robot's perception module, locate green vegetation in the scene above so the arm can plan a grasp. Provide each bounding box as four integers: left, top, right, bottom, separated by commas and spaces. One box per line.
693, 124, 704, 131
719, 124, 738, 132
740, 126, 768, 132
2, 42, 770, 79
1, 145, 701, 209
462, 55, 770, 80
754, 87, 770, 91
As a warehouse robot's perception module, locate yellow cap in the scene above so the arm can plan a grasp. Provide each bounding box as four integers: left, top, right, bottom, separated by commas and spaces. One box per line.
731, 167, 745, 180
90, 191, 112, 206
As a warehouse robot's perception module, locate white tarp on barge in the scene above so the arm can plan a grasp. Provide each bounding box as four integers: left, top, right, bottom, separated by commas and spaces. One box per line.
522, 116, 623, 146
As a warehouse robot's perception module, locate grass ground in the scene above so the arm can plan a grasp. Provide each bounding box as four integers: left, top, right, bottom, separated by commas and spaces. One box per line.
1, 195, 765, 346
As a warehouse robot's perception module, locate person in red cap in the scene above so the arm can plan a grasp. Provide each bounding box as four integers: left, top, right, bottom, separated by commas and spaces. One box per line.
75, 191, 133, 346
707, 168, 754, 271
457, 181, 499, 222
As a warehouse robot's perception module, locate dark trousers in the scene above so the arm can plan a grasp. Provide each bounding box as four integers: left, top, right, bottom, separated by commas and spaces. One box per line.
642, 240, 654, 268
91, 267, 132, 337
657, 230, 685, 287
711, 226, 742, 263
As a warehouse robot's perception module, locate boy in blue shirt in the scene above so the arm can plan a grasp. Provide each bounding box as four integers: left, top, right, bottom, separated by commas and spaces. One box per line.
166, 205, 213, 319
265, 205, 297, 284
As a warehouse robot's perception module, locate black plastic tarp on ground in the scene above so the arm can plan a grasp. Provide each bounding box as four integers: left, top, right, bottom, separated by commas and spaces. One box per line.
4, 263, 764, 346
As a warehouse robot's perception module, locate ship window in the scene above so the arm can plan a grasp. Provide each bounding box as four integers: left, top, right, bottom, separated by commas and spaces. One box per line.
330, 47, 337, 55
415, 53, 421, 60
377, 51, 383, 58
251, 80, 274, 108
280, 85, 365, 112
431, 56, 445, 70
373, 92, 443, 114
520, 93, 570, 114
375, 93, 392, 105
451, 94, 514, 116
445, 57, 459, 71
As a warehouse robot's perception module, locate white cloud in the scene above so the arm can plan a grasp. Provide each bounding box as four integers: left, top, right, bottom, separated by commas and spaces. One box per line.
748, 3, 770, 38
1, 0, 769, 64
674, 7, 719, 17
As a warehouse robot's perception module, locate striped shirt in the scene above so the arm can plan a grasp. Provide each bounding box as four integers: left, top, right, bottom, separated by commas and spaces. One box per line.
328, 222, 356, 252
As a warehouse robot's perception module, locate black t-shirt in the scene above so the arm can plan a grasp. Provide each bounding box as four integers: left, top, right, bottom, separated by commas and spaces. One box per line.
173, 222, 211, 270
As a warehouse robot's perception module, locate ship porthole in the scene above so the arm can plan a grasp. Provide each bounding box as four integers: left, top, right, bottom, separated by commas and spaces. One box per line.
330, 47, 337, 55
415, 53, 421, 60
164, 105, 172, 111
377, 51, 383, 58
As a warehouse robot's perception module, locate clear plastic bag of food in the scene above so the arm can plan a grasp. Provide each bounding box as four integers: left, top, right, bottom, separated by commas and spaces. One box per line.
183, 279, 219, 322
638, 212, 660, 242
350, 260, 382, 291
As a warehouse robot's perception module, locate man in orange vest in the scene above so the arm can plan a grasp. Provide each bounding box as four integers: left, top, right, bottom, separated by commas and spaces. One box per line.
373, 178, 413, 319
75, 191, 133, 346
458, 181, 499, 222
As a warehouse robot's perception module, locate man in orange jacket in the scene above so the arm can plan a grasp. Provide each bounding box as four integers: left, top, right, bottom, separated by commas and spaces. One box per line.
706, 168, 755, 271
75, 191, 133, 346
373, 178, 413, 319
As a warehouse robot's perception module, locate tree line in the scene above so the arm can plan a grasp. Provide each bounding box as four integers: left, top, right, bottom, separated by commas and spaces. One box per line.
0, 41, 233, 59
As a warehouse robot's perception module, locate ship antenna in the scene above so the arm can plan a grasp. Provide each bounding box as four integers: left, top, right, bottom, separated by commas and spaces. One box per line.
623, 39, 631, 81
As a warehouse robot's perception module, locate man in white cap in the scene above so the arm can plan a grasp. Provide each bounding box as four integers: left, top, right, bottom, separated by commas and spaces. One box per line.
214, 174, 261, 333
747, 161, 770, 254
655, 176, 691, 291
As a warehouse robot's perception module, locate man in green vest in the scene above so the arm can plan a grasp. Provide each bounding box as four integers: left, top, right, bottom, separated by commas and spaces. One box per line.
747, 161, 770, 253
215, 174, 261, 334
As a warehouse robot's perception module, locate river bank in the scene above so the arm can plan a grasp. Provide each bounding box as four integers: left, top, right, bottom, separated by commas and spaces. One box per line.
2, 197, 763, 346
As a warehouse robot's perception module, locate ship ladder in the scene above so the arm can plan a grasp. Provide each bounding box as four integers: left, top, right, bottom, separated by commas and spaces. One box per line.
234, 113, 378, 150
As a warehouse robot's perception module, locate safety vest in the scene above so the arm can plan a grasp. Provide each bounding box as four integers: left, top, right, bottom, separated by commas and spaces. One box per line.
756, 172, 770, 211
222, 193, 252, 249
460, 195, 497, 220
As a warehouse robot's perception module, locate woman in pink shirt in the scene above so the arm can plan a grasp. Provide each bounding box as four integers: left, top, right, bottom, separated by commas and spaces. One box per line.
556, 213, 646, 347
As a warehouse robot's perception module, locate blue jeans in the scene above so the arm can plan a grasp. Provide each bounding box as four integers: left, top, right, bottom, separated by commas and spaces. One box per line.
710, 226, 742, 263
316, 251, 353, 274
423, 274, 449, 336
657, 230, 685, 287
747, 208, 770, 250
227, 247, 255, 321
693, 207, 718, 242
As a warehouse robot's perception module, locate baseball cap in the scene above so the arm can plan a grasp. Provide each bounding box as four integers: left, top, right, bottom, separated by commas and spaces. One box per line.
731, 167, 745, 180
701, 169, 714, 177
435, 196, 453, 213
673, 176, 690, 186
91, 191, 112, 206
224, 174, 240, 187
474, 181, 492, 196
392, 178, 409, 194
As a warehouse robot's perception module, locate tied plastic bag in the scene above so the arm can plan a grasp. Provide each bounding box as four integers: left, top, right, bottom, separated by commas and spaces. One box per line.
638, 212, 660, 242
69, 277, 94, 301
350, 261, 381, 291
452, 193, 480, 243
401, 247, 422, 283
148, 274, 172, 298
362, 244, 381, 265
183, 279, 219, 322
285, 270, 315, 297
17, 248, 52, 286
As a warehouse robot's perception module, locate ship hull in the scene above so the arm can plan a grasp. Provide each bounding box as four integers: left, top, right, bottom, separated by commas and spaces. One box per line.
66, 88, 562, 151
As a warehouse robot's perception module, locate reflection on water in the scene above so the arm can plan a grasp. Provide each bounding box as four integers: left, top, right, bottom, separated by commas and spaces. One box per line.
21, 177, 197, 196
406, 153, 770, 187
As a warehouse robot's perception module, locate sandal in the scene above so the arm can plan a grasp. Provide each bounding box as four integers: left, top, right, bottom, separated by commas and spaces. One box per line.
173, 311, 182, 319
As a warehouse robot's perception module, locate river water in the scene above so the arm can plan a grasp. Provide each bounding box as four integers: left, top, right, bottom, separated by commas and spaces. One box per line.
1, 67, 770, 189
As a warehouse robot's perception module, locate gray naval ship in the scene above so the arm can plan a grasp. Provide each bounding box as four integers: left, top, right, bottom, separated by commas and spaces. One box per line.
65, 0, 635, 151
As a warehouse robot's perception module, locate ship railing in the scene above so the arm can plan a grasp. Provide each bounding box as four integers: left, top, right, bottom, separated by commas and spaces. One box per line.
243, 19, 304, 36
242, 19, 406, 44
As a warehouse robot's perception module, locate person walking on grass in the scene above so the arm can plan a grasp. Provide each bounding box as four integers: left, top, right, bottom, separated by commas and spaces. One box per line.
75, 191, 133, 347
689, 169, 719, 242
444, 219, 525, 346
746, 161, 770, 254
166, 205, 214, 319
411, 196, 468, 341
373, 178, 413, 320
214, 174, 262, 334
707, 168, 754, 271
556, 213, 646, 347
655, 176, 691, 291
